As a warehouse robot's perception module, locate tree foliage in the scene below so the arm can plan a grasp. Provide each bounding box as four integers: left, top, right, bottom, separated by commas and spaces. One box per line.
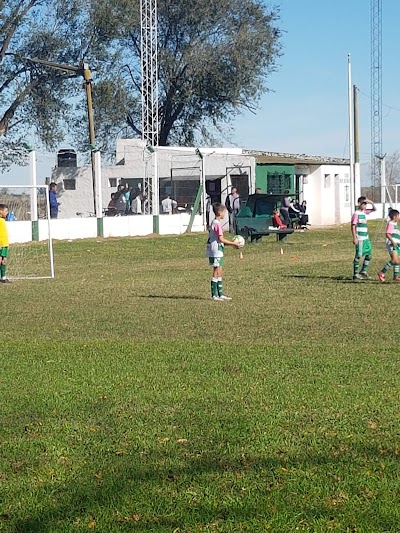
1, 0, 282, 165
89, 0, 282, 148
0, 0, 90, 148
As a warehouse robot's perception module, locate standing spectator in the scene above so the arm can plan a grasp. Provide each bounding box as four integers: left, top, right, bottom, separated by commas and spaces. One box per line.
49, 183, 60, 219
114, 184, 127, 216
124, 185, 131, 214
106, 193, 117, 216
225, 186, 241, 233
161, 195, 177, 214
255, 187, 262, 194
131, 192, 146, 214
280, 190, 291, 226
205, 194, 212, 229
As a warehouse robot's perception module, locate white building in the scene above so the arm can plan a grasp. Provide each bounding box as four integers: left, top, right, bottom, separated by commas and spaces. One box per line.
51, 139, 257, 226
49, 140, 353, 233
247, 151, 352, 226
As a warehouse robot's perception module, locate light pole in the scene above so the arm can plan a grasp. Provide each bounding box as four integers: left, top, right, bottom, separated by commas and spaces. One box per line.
5, 54, 98, 218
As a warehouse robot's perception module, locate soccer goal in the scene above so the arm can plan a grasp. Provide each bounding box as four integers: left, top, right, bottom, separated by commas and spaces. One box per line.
0, 185, 55, 279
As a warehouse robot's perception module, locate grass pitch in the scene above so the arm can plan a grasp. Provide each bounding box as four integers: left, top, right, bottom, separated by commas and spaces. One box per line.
1, 225, 400, 532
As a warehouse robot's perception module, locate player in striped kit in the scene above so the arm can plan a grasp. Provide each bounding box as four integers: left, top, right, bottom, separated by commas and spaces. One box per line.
351, 196, 376, 281
378, 209, 400, 282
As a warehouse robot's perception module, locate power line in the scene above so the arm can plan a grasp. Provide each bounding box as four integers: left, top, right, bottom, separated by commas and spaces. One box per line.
358, 89, 400, 113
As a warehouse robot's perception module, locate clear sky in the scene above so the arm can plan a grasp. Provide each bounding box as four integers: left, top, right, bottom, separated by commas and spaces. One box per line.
232, 0, 400, 173
1, 0, 399, 185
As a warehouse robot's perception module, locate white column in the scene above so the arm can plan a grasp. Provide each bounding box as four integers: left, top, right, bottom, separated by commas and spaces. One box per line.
153, 150, 159, 216
354, 162, 361, 201
29, 150, 38, 221
380, 155, 386, 204
201, 155, 207, 230
95, 151, 103, 218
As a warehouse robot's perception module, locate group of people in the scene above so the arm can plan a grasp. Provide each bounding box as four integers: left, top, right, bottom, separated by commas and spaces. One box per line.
107, 184, 179, 216
280, 190, 309, 229
352, 196, 400, 283
107, 184, 147, 216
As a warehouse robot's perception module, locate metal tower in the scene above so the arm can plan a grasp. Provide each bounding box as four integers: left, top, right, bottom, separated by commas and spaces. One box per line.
140, 0, 159, 215
370, 0, 382, 189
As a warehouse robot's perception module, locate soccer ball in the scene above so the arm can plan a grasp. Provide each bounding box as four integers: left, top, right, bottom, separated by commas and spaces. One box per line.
233, 235, 245, 248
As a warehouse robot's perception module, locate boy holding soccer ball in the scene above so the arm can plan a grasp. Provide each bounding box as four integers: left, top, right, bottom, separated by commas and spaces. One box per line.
351, 196, 376, 281
0, 204, 10, 283
206, 203, 240, 301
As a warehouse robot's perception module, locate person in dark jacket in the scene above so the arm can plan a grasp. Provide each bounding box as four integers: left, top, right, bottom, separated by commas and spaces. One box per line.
49, 183, 60, 219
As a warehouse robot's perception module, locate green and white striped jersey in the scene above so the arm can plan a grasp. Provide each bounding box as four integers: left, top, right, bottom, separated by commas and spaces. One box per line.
386, 221, 400, 246
351, 210, 369, 241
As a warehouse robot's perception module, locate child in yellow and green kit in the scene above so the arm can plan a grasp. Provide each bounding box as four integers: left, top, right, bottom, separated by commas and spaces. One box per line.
0, 204, 11, 283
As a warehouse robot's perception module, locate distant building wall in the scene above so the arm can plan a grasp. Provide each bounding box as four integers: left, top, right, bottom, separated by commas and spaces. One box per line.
302, 165, 351, 226
52, 142, 256, 220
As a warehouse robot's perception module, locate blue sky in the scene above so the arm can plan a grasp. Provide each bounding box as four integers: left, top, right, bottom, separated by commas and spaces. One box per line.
233, 0, 400, 169
2, 0, 399, 185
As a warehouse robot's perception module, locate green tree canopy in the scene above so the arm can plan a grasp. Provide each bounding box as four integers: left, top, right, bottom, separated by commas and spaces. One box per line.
0, 1, 90, 148
1, 0, 282, 164
89, 0, 282, 149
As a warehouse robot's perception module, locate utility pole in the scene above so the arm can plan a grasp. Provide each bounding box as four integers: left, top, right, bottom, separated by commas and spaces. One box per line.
347, 54, 355, 211
5, 54, 98, 218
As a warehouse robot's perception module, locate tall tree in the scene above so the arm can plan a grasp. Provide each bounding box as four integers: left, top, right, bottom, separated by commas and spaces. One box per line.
83, 0, 282, 150
1, 0, 282, 166
0, 1, 90, 151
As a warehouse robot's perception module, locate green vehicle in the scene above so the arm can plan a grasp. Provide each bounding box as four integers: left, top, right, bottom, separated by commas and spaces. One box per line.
234, 194, 295, 243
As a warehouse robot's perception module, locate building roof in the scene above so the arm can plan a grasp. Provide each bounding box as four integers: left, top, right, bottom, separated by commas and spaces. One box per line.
243, 150, 350, 166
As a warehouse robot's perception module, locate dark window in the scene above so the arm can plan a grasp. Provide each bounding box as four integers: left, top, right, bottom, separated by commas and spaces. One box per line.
63, 179, 76, 190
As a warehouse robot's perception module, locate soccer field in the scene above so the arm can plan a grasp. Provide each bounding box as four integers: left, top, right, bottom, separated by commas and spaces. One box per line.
1, 226, 399, 532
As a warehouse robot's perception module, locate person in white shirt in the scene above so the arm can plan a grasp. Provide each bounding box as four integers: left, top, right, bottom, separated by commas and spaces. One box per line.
225, 187, 241, 232
161, 195, 177, 214
131, 193, 143, 214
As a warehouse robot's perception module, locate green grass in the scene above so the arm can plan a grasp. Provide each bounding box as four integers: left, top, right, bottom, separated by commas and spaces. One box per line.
1, 225, 400, 532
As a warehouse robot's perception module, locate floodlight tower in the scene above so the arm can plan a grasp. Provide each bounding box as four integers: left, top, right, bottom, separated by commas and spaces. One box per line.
370, 0, 383, 191
140, 0, 159, 217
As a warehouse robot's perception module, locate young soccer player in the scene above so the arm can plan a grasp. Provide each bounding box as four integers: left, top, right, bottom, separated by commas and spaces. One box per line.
351, 196, 376, 280
378, 209, 400, 282
206, 202, 240, 301
0, 204, 10, 283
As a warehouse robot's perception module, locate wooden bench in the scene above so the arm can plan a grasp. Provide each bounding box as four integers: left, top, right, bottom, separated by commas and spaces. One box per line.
238, 223, 294, 243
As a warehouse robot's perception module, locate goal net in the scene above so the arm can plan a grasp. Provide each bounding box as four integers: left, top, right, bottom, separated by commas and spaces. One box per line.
0, 185, 54, 279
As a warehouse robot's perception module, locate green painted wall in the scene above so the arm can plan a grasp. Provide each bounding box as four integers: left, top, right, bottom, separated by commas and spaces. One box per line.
255, 164, 295, 195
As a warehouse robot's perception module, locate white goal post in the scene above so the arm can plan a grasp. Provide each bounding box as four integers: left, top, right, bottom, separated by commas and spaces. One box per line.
0, 185, 55, 279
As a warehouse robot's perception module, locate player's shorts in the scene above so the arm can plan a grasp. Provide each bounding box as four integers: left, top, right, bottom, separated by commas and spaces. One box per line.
208, 257, 224, 267
355, 239, 372, 258
0, 247, 8, 258
386, 243, 400, 254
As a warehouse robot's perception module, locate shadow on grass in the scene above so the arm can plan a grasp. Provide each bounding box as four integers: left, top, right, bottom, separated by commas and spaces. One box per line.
286, 274, 382, 284
137, 294, 208, 300
11, 444, 399, 533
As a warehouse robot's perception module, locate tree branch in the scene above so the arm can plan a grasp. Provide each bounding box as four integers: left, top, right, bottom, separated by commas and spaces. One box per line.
0, 0, 40, 61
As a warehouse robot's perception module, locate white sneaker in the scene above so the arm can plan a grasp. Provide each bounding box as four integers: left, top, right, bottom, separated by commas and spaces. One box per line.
219, 295, 232, 301
212, 295, 223, 301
